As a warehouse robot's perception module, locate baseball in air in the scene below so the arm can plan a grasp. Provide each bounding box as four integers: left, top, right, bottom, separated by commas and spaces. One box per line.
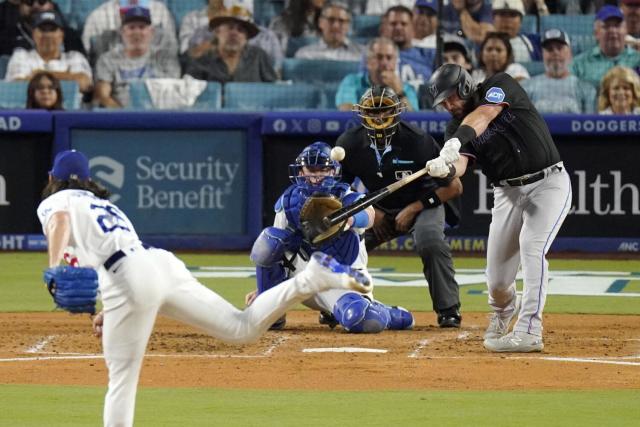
330, 146, 346, 161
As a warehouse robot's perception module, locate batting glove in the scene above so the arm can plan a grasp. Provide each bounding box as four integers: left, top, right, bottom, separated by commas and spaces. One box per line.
426, 157, 450, 178
440, 138, 461, 164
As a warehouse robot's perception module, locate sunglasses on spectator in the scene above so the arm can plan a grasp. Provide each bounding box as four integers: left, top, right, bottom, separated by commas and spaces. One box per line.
22, 0, 50, 5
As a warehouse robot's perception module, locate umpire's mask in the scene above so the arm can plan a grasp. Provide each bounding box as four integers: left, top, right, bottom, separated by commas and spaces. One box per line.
353, 86, 404, 150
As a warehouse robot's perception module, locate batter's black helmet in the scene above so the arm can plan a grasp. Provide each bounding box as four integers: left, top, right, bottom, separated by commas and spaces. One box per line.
426, 64, 475, 108
353, 85, 405, 149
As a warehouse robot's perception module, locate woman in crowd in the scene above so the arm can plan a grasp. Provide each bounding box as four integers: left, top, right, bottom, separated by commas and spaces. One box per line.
471, 31, 529, 84
598, 66, 640, 115
26, 71, 64, 110
269, 0, 325, 54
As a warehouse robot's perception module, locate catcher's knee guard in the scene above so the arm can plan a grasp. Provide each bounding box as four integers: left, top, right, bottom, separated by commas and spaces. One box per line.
250, 227, 297, 267
386, 305, 414, 330
332, 293, 390, 333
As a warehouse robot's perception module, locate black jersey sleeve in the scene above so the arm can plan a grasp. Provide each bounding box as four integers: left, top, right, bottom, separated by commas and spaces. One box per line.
476, 72, 526, 109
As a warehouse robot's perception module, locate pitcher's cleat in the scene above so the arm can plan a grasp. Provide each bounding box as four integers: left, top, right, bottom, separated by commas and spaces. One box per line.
484, 295, 521, 340
298, 252, 373, 294
483, 331, 544, 353
269, 315, 286, 331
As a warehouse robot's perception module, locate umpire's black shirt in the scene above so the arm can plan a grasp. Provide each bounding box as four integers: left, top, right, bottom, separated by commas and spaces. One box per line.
446, 72, 561, 183
336, 121, 446, 211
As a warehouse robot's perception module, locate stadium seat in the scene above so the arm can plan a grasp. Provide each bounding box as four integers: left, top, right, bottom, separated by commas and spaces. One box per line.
55, 0, 74, 26
128, 80, 222, 110
318, 82, 340, 110
282, 58, 359, 83
0, 55, 10, 80
254, 0, 285, 27
522, 61, 545, 77
286, 36, 319, 58
0, 81, 28, 109
353, 15, 381, 38
570, 34, 597, 56
70, 0, 108, 32
166, 0, 203, 28
60, 80, 81, 110
223, 82, 322, 110
540, 14, 595, 35
521, 14, 538, 34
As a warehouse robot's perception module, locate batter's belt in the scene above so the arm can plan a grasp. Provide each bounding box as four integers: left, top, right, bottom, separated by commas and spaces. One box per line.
493, 162, 564, 187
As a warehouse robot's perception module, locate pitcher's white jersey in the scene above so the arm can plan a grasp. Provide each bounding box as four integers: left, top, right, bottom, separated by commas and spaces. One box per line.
37, 189, 140, 269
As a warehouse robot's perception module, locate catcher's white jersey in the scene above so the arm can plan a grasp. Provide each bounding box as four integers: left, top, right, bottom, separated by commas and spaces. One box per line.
37, 189, 140, 269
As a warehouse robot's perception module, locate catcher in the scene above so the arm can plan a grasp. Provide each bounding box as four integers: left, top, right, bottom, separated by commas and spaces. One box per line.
37, 149, 371, 427
246, 141, 414, 333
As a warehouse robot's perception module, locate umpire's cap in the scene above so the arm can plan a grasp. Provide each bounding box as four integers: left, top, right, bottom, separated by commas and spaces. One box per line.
50, 150, 90, 180
426, 64, 475, 108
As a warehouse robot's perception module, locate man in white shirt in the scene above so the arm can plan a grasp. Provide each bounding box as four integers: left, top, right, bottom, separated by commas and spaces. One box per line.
6, 10, 92, 94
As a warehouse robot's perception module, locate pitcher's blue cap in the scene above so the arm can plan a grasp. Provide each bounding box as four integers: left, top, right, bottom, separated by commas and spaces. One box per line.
50, 150, 90, 180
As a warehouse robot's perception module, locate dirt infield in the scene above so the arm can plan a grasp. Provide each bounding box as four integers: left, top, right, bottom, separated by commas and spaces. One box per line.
1, 312, 638, 391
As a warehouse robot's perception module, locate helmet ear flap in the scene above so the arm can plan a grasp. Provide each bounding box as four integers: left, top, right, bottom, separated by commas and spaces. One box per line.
457, 69, 472, 100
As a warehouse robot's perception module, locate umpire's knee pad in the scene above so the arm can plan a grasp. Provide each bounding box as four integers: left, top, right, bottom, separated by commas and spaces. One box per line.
386, 305, 414, 330
332, 293, 390, 333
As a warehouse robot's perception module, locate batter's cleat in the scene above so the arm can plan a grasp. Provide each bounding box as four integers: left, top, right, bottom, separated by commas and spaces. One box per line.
484, 295, 521, 340
483, 331, 544, 353
387, 306, 414, 330
437, 307, 461, 328
269, 315, 286, 330
318, 311, 338, 329
298, 252, 372, 294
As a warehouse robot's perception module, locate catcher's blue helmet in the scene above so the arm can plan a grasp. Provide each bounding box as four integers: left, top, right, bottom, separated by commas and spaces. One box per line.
289, 141, 341, 192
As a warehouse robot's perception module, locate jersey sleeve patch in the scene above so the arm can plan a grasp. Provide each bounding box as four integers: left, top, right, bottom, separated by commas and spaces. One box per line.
485, 87, 506, 104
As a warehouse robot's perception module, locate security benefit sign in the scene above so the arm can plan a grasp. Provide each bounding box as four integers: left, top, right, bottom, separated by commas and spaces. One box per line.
72, 130, 246, 235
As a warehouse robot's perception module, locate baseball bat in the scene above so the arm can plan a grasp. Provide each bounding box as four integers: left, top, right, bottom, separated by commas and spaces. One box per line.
322, 166, 429, 228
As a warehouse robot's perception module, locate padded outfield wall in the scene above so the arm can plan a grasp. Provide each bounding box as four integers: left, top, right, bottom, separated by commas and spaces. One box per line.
0, 111, 638, 254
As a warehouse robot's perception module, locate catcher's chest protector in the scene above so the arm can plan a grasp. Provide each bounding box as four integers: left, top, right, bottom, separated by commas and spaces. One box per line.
282, 184, 361, 266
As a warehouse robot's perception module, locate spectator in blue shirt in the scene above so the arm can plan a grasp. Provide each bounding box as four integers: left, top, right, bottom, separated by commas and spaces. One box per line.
441, 0, 494, 46
336, 37, 419, 111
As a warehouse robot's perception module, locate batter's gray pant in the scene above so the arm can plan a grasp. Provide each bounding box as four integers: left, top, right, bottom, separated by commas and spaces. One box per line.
365, 205, 460, 313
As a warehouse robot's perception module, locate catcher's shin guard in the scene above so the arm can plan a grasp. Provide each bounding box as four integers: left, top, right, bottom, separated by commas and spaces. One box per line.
332, 293, 389, 333
386, 305, 414, 330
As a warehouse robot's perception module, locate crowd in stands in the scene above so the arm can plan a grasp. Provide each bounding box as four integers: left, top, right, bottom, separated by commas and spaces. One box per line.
0, 0, 639, 114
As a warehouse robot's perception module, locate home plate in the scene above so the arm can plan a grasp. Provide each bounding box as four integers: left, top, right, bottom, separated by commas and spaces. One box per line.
302, 347, 388, 353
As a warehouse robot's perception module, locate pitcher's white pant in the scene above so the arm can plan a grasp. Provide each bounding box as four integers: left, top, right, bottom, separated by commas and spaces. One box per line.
99, 248, 321, 427
486, 168, 572, 336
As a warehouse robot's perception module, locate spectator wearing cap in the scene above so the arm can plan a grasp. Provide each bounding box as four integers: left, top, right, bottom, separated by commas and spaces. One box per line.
598, 65, 640, 114
365, 0, 415, 15
0, 0, 85, 56
185, 6, 277, 83
440, 0, 494, 46
6, 10, 92, 94
179, 1, 283, 71
443, 33, 473, 71
294, 1, 365, 61
94, 6, 180, 108
82, 0, 177, 64
521, 29, 596, 113
492, 0, 542, 62
571, 5, 640, 88
621, 0, 640, 50
336, 37, 419, 111
412, 0, 438, 49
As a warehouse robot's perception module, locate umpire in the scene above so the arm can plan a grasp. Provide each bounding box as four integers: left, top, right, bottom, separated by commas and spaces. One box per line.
336, 85, 464, 328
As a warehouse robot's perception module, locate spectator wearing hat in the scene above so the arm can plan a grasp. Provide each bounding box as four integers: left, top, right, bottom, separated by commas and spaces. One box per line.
492, 0, 541, 63
412, 0, 438, 49
185, 6, 277, 83
440, 0, 494, 46
6, 10, 92, 94
94, 6, 180, 108
294, 1, 365, 61
442, 33, 473, 72
521, 29, 596, 113
82, 0, 177, 64
0, 0, 85, 56
621, 0, 640, 50
571, 5, 640, 88
598, 65, 640, 114
365, 0, 415, 15
180, 1, 283, 71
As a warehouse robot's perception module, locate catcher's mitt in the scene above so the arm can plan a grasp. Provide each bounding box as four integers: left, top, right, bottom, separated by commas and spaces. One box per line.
43, 266, 99, 314
299, 193, 347, 245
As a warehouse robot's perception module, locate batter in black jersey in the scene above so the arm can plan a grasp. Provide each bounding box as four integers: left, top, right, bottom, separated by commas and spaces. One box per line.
336, 85, 464, 328
427, 64, 572, 352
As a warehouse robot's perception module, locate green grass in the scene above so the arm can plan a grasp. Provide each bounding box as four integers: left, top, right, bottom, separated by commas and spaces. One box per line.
1, 253, 639, 314
0, 385, 638, 427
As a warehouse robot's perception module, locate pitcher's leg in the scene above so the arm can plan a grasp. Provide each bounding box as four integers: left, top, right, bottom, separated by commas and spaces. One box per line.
515, 172, 572, 336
